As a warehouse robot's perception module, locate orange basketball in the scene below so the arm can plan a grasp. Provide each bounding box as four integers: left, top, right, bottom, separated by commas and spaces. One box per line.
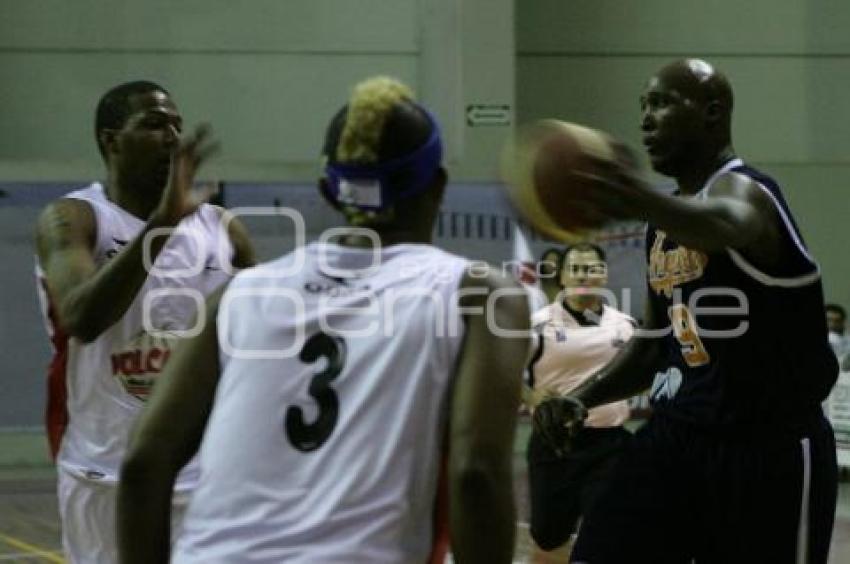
501, 119, 619, 241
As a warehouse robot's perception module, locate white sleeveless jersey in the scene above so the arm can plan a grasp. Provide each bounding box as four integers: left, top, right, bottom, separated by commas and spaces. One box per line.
35, 182, 233, 488
530, 303, 634, 428
173, 242, 470, 564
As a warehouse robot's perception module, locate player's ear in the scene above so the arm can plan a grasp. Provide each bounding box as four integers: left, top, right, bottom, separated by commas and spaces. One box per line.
318, 177, 343, 211
430, 167, 447, 203
99, 129, 119, 157
705, 100, 723, 124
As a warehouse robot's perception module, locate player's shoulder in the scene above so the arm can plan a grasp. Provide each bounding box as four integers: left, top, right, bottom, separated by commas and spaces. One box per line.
200, 203, 240, 223
43, 182, 104, 211
44, 182, 142, 230
458, 267, 530, 337
709, 162, 783, 205
393, 243, 468, 266
40, 194, 94, 217
706, 172, 780, 232
730, 162, 782, 191
378, 244, 472, 291
459, 261, 516, 292
35, 187, 105, 257
456, 263, 530, 336
63, 181, 106, 201
181, 202, 225, 228
230, 248, 301, 285
457, 262, 526, 313
710, 170, 763, 199
37, 189, 98, 236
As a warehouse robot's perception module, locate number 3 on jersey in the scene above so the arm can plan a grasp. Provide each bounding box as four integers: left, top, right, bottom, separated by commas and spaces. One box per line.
668, 304, 710, 367
285, 332, 346, 452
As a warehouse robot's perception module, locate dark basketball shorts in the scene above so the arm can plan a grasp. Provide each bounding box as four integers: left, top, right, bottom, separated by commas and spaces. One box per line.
527, 425, 631, 551
570, 412, 838, 564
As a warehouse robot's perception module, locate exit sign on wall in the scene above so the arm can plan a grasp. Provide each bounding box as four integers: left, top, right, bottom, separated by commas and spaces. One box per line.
466, 104, 511, 127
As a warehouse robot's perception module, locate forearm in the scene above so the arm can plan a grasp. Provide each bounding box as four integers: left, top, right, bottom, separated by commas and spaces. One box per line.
572, 335, 662, 409
449, 463, 515, 564
58, 216, 175, 341
636, 188, 758, 253
118, 296, 220, 564
117, 456, 178, 564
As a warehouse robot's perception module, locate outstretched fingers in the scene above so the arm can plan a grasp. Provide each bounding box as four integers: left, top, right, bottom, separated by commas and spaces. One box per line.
179, 124, 219, 168
157, 124, 222, 224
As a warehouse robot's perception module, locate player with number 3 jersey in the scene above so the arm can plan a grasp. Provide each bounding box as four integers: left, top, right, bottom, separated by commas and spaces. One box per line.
117, 77, 530, 564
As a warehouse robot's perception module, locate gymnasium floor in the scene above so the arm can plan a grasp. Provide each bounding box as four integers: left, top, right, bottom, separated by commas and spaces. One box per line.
1, 424, 848, 563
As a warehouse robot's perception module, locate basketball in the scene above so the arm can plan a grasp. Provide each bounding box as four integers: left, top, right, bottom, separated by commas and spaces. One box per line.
501, 119, 620, 241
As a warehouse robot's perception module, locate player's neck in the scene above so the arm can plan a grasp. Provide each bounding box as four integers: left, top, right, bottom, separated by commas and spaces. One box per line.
339, 225, 433, 248
675, 146, 736, 195
105, 171, 162, 221
563, 296, 603, 318
379, 228, 432, 246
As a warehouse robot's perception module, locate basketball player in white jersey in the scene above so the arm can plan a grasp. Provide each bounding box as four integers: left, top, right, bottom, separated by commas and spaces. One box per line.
524, 243, 634, 563
35, 81, 255, 563
117, 77, 530, 564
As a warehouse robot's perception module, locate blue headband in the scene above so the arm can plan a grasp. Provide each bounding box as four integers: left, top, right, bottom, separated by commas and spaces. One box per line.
324, 108, 442, 211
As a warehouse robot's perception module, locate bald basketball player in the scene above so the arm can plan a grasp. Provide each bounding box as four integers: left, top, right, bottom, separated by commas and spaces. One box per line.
534, 59, 839, 563
35, 81, 255, 563
117, 77, 529, 564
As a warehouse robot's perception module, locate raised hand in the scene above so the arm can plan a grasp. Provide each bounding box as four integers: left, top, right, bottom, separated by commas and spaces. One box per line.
153, 124, 220, 226
532, 395, 588, 456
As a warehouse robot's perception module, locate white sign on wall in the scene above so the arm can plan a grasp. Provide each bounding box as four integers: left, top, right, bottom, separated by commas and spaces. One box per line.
466, 104, 511, 127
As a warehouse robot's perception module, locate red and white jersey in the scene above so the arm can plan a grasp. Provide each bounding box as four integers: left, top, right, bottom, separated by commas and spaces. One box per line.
173, 242, 469, 564
35, 182, 233, 489
530, 302, 634, 428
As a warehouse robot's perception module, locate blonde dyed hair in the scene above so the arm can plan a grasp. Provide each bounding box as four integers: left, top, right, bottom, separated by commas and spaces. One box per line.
336, 76, 415, 163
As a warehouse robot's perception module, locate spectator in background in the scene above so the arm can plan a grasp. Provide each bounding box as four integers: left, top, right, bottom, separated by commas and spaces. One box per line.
539, 247, 564, 303
827, 303, 850, 365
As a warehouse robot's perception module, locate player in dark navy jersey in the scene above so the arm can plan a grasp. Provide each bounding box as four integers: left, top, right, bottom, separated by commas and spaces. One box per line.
534, 59, 838, 563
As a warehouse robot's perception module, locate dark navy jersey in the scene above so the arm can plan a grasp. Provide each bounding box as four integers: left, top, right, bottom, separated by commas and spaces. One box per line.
645, 158, 838, 428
